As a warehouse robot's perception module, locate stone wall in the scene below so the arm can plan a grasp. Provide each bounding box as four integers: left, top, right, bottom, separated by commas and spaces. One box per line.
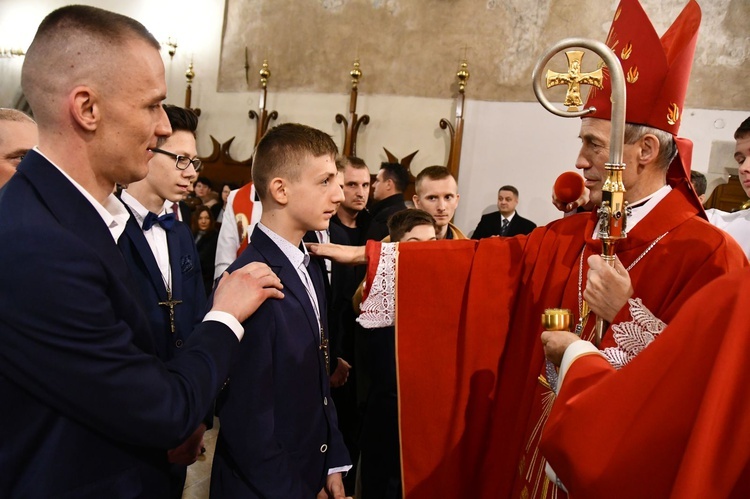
219, 0, 749, 109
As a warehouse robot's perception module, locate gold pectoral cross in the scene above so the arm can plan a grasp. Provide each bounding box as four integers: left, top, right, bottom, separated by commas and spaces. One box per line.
158, 288, 182, 335
546, 50, 604, 111
319, 326, 330, 374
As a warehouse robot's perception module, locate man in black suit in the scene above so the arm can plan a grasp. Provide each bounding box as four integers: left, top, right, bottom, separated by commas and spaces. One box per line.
472, 185, 537, 239
364, 162, 409, 241
0, 6, 283, 497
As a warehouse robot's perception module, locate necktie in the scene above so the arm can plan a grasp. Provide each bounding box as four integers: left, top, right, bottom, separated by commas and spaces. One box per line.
143, 212, 176, 231
500, 218, 509, 236
171, 202, 180, 217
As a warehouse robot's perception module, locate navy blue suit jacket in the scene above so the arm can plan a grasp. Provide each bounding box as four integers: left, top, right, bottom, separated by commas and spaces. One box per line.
0, 151, 238, 498
211, 226, 350, 498
117, 204, 207, 360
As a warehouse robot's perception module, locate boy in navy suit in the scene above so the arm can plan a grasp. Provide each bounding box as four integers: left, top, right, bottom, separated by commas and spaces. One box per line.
210, 123, 352, 498
118, 104, 208, 497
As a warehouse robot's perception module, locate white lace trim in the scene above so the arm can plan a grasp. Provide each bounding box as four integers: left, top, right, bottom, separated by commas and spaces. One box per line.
602, 297, 666, 369
356, 242, 398, 329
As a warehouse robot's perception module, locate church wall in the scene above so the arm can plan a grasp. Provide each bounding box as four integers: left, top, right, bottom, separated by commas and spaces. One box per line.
0, 0, 747, 230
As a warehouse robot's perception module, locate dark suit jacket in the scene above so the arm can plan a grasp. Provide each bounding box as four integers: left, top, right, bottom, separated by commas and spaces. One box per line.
471, 211, 537, 239
304, 225, 357, 370
118, 204, 207, 361
0, 151, 238, 498
364, 194, 407, 242
195, 230, 219, 296
211, 226, 350, 498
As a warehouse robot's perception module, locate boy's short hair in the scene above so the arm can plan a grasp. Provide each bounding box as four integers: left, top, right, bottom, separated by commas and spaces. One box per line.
415, 165, 453, 193
253, 123, 338, 201
690, 170, 707, 197
156, 105, 198, 147
735, 117, 750, 140
387, 209, 438, 242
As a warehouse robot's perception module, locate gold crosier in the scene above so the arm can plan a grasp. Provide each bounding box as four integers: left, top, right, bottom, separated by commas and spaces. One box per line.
533, 39, 628, 347
522, 38, 628, 499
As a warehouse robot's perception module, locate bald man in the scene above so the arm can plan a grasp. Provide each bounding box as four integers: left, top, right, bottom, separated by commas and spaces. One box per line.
0, 108, 37, 188
0, 6, 282, 497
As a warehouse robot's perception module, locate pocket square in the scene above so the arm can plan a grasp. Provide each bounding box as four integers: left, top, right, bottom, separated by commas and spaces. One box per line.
181, 255, 194, 273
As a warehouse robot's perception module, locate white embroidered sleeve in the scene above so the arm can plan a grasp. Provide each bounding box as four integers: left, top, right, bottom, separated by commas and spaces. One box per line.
356, 242, 398, 329
602, 297, 666, 369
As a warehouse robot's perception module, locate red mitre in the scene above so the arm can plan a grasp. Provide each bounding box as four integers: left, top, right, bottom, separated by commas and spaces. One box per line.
585, 0, 701, 184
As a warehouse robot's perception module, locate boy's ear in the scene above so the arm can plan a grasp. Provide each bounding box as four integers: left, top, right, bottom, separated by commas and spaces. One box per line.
268, 177, 288, 205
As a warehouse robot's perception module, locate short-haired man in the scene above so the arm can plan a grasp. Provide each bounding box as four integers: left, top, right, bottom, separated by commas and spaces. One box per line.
365, 161, 408, 241
210, 123, 351, 498
704, 117, 750, 257
413, 165, 467, 239
473, 185, 537, 238
0, 108, 37, 188
0, 6, 282, 497
689, 170, 707, 204
117, 104, 208, 498
332, 155, 372, 245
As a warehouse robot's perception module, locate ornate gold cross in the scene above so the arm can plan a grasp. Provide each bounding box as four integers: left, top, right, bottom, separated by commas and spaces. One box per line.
158, 288, 183, 335
546, 50, 604, 112
319, 326, 330, 374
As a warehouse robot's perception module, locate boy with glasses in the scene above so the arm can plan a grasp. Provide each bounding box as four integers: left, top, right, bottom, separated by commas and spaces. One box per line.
118, 104, 210, 498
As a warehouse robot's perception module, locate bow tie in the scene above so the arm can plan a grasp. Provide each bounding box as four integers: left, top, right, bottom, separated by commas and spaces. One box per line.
142, 212, 176, 231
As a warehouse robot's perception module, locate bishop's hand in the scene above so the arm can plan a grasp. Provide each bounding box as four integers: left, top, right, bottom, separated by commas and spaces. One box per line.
541, 330, 581, 367
583, 254, 633, 323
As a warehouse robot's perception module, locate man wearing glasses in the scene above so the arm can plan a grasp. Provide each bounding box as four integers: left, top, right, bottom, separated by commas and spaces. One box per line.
117, 104, 209, 499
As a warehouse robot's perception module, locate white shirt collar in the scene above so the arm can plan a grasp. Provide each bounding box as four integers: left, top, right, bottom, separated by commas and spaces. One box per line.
625, 184, 672, 232
35, 147, 130, 242
120, 190, 168, 228
257, 222, 310, 268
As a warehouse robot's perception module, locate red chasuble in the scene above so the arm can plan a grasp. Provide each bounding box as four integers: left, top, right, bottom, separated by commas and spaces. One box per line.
391, 179, 747, 498
540, 268, 750, 498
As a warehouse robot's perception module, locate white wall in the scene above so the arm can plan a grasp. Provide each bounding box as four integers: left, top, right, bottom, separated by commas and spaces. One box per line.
1, 0, 746, 234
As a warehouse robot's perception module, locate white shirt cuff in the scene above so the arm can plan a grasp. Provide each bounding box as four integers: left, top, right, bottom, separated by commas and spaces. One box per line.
557, 340, 602, 391
328, 465, 353, 475
203, 310, 244, 341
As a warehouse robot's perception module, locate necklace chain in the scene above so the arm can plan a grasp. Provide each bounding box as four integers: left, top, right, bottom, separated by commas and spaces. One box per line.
576, 231, 669, 335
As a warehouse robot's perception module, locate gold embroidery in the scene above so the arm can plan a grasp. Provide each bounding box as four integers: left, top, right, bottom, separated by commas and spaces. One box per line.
626, 66, 639, 84
621, 42, 632, 60
614, 6, 622, 21
667, 103, 680, 125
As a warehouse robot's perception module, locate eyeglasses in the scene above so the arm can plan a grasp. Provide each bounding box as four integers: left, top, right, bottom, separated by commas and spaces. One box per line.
150, 147, 203, 172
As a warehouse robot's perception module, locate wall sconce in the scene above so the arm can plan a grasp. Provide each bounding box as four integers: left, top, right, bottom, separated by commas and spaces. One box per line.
164, 37, 178, 59
0, 47, 26, 58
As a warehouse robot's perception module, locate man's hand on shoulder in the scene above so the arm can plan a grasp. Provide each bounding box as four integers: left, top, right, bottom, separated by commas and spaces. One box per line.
307, 242, 366, 265
211, 262, 284, 323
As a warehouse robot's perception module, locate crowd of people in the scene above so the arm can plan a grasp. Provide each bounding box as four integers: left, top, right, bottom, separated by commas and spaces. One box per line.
1, 1, 749, 498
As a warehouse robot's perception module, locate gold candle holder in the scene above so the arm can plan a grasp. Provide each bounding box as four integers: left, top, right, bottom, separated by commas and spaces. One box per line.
541, 308, 573, 331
